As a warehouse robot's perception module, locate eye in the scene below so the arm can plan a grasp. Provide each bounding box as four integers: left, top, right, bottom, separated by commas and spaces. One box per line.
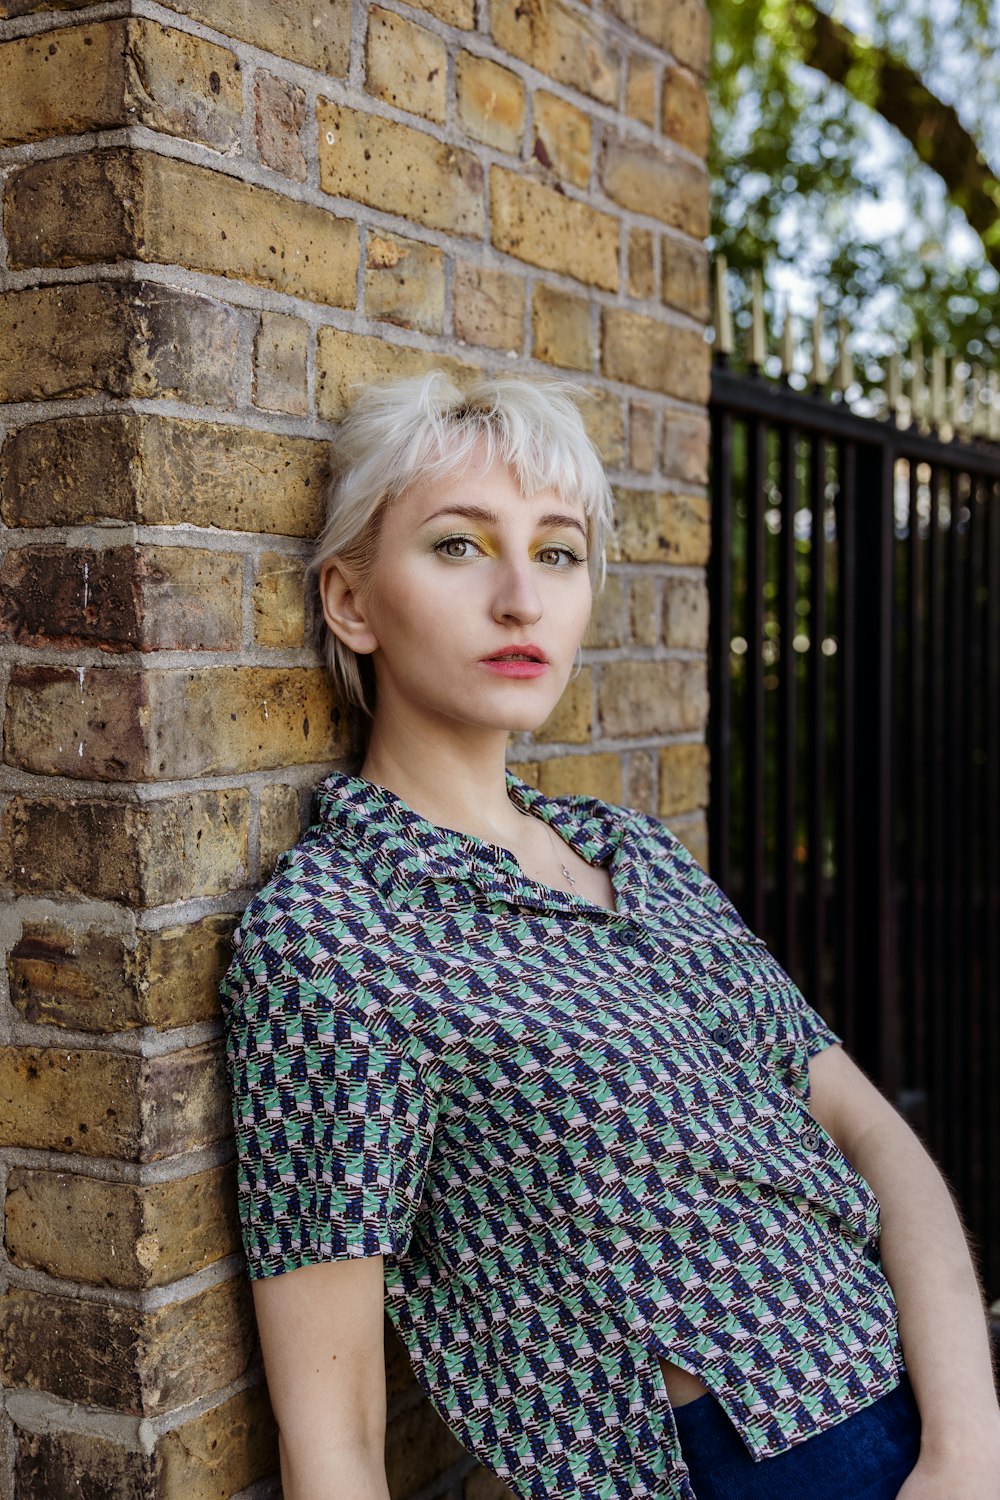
538, 545, 587, 568
434, 535, 481, 559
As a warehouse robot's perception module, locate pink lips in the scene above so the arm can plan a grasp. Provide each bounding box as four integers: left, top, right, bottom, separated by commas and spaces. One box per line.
481, 658, 548, 678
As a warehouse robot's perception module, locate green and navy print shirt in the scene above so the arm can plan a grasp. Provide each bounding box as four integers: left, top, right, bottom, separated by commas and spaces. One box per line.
220, 768, 906, 1500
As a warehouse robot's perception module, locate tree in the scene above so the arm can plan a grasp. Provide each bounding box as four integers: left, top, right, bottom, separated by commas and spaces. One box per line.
709, 0, 1000, 374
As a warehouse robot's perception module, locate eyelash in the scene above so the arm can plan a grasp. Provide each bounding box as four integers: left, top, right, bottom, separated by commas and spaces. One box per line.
434, 536, 587, 567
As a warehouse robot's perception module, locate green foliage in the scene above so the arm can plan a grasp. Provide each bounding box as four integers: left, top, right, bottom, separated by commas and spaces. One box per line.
708, 0, 1000, 376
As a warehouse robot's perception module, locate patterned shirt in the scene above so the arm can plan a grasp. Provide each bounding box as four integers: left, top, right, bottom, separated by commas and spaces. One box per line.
220, 768, 907, 1500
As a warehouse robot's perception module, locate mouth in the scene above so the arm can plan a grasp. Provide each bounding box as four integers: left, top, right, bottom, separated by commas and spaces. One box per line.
483, 647, 548, 663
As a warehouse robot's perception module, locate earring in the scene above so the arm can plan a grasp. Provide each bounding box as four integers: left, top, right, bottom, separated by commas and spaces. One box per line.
569, 645, 583, 680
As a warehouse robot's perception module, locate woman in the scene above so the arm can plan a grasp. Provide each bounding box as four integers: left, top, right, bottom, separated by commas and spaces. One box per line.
220, 372, 1000, 1500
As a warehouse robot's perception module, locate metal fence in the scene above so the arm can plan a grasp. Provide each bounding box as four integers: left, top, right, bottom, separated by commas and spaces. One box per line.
707, 339, 1000, 1303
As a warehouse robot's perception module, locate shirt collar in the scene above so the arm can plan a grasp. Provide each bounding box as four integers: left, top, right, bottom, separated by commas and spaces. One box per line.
312, 767, 647, 916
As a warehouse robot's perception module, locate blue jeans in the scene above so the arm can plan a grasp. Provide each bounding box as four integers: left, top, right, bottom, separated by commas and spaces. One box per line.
672, 1371, 921, 1500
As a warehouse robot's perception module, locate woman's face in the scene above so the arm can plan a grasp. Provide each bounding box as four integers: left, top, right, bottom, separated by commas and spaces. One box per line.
324, 436, 594, 739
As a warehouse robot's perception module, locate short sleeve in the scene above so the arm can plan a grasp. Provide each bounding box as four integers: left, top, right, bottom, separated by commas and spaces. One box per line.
220, 949, 439, 1280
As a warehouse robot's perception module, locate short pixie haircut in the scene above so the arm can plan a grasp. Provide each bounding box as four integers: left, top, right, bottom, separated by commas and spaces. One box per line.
310, 369, 616, 748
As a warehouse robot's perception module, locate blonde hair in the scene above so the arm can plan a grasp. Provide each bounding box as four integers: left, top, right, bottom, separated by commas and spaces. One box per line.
310, 369, 616, 766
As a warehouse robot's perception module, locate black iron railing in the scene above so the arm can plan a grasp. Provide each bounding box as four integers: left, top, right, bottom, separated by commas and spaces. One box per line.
708, 359, 1000, 1302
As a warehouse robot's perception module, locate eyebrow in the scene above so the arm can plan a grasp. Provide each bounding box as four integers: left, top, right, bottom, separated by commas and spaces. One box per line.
420, 504, 588, 541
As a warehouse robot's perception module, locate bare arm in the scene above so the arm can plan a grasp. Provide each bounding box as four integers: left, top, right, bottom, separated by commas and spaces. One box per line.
807, 1042, 1000, 1495
251, 1256, 391, 1500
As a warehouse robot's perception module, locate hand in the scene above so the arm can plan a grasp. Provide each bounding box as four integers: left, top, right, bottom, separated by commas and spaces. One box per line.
895, 1446, 1000, 1500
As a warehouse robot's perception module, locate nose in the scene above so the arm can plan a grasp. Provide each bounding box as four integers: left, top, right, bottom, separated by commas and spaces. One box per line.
490, 552, 544, 624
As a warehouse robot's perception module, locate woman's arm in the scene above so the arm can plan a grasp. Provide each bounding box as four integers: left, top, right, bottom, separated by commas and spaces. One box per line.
251, 1256, 391, 1500
807, 1042, 1000, 1495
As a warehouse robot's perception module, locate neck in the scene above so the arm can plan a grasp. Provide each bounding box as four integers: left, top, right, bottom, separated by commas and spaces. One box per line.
357, 729, 528, 845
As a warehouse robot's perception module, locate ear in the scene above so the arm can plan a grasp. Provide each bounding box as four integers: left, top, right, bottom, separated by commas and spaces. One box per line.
318, 557, 379, 656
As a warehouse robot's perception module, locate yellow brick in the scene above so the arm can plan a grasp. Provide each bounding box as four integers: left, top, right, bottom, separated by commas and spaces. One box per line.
5, 148, 359, 308
260, 784, 303, 879
316, 328, 479, 421
253, 552, 306, 647
253, 311, 309, 416
611, 485, 710, 565
658, 741, 710, 816
577, 384, 625, 469
491, 0, 620, 106
452, 263, 525, 352
601, 134, 709, 236
627, 228, 655, 299
491, 166, 618, 291
254, 69, 308, 181
628, 573, 659, 646
603, 0, 711, 78
597, 659, 706, 737
625, 53, 658, 128
403, 0, 475, 25
531, 283, 593, 371
533, 90, 591, 188
534, 668, 592, 744
662, 236, 710, 320
366, 5, 447, 123
629, 400, 657, 473
318, 99, 484, 237
365, 232, 446, 334
601, 307, 710, 402
156, 0, 350, 75
662, 411, 709, 485
662, 63, 711, 156
582, 573, 624, 648
455, 50, 525, 153
537, 752, 623, 803
662, 574, 709, 650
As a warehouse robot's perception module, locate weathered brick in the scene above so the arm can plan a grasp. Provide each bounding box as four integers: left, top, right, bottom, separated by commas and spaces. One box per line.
318, 100, 484, 237
658, 740, 710, 815
14, 1385, 276, 1500
491, 0, 620, 106
5, 666, 340, 781
611, 485, 710, 564
9, 916, 231, 1034
625, 53, 658, 128
6, 148, 359, 307
583, 572, 624, 649
533, 91, 591, 188
367, 5, 447, 123
0, 18, 242, 149
662, 573, 709, 649
365, 231, 446, 334
533, 669, 592, 744
316, 328, 478, 421
404, 0, 474, 23
453, 263, 525, 352
0, 1042, 229, 1158
578, 385, 626, 469
628, 573, 659, 646
537, 751, 623, 803
531, 284, 593, 371
254, 552, 307, 647
629, 400, 657, 472
6, 1163, 238, 1289
627, 228, 655, 299
0, 1277, 253, 1414
254, 69, 307, 181
600, 133, 709, 236
490, 167, 618, 291
0, 791, 251, 906
601, 307, 710, 401
662, 410, 709, 484
254, 311, 309, 416
598, 659, 707, 737
662, 236, 710, 319
260, 783, 304, 878
603, 0, 711, 78
0, 545, 242, 653
1, 414, 328, 535
455, 50, 524, 153
662, 62, 711, 156
153, 0, 350, 75
0, 282, 242, 407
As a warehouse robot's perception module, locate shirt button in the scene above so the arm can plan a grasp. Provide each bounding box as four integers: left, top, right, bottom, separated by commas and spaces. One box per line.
711, 1023, 732, 1044
801, 1127, 822, 1151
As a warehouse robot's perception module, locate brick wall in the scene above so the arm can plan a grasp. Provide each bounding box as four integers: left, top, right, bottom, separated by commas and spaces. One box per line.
0, 2, 712, 1496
